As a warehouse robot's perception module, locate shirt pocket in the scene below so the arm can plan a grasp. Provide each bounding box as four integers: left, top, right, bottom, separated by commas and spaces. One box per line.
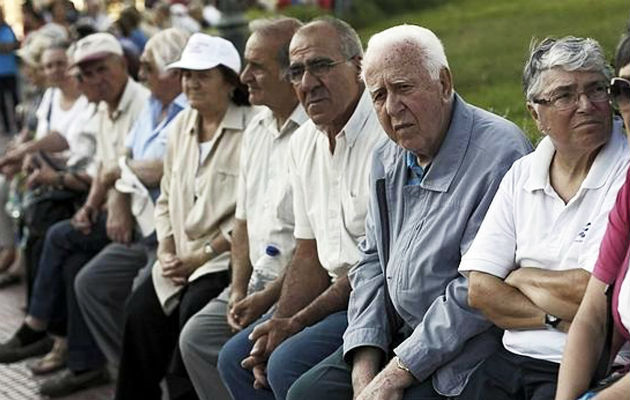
342, 192, 369, 238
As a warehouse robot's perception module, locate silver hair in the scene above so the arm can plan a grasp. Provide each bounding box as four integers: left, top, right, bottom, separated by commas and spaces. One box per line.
144, 28, 190, 75
363, 24, 449, 81
249, 17, 303, 72
301, 16, 363, 59
523, 36, 613, 102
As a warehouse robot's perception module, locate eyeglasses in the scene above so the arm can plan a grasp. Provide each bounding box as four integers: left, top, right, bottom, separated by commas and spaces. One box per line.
609, 77, 630, 108
287, 58, 348, 84
533, 82, 610, 111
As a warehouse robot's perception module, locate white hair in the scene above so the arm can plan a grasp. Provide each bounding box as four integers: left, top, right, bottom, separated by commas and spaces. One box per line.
363, 24, 449, 81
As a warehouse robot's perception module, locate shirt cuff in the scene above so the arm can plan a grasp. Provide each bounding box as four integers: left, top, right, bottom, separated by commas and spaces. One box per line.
342, 327, 390, 363
294, 225, 315, 240
458, 259, 512, 279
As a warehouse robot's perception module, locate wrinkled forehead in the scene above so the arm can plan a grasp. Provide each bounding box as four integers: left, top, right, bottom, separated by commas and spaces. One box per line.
289, 27, 342, 63
539, 68, 607, 92
364, 47, 426, 86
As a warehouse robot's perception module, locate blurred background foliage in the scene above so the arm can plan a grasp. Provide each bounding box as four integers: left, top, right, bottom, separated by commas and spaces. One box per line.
249, 0, 630, 142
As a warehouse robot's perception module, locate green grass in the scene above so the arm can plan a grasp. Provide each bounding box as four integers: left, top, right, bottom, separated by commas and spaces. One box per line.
357, 0, 630, 141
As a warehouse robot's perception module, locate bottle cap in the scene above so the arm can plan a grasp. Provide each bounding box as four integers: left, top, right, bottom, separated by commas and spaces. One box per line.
265, 245, 280, 257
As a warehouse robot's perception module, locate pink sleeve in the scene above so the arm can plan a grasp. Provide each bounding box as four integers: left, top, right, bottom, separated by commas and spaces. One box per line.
593, 167, 630, 284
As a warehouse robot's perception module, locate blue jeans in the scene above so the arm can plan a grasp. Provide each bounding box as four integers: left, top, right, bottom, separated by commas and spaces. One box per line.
28, 217, 110, 371
217, 311, 348, 400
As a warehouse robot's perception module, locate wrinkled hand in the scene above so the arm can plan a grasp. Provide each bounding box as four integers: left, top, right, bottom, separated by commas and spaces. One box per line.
71, 204, 99, 234
226, 290, 246, 331
161, 252, 203, 285
355, 361, 414, 400
240, 335, 269, 389
106, 204, 134, 244
241, 317, 303, 368
228, 291, 270, 332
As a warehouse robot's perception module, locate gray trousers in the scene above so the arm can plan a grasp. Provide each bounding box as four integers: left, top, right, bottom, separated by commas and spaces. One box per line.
74, 240, 156, 369
179, 286, 233, 400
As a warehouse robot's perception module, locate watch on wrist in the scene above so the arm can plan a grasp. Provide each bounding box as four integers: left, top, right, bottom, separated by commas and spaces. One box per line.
544, 313, 562, 329
395, 356, 412, 374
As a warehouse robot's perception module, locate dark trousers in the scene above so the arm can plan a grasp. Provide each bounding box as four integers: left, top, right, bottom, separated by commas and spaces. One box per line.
0, 75, 18, 134
287, 346, 446, 400
28, 217, 110, 371
458, 346, 559, 400
115, 269, 229, 400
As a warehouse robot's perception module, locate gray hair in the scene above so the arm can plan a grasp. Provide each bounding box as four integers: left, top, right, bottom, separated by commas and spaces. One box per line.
249, 17, 303, 72
363, 24, 449, 81
523, 36, 613, 102
300, 16, 363, 59
144, 28, 191, 75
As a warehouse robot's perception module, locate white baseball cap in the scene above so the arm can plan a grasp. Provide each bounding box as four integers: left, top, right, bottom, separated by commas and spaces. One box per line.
166, 33, 241, 75
73, 32, 123, 66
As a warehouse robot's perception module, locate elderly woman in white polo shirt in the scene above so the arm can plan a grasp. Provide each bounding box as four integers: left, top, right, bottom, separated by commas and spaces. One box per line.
114, 34, 254, 400
458, 37, 630, 400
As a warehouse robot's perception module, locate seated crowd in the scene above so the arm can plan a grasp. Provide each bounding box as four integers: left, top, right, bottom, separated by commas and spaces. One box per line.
0, 5, 628, 400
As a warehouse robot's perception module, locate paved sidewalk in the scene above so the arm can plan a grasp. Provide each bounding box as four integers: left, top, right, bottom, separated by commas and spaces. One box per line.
0, 279, 114, 400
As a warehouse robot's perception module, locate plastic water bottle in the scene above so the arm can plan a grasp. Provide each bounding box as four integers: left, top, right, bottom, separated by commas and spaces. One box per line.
248, 245, 281, 293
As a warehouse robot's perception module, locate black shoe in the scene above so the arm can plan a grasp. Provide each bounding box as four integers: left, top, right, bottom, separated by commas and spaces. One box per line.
0, 334, 53, 363
39, 368, 110, 397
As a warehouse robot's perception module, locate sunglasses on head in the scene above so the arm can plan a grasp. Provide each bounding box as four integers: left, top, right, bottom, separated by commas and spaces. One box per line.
609, 77, 630, 108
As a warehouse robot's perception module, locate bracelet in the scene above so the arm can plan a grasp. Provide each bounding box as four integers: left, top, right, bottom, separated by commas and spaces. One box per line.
395, 356, 412, 374
577, 392, 597, 400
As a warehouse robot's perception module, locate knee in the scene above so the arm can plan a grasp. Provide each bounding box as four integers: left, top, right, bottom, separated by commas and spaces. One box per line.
286, 373, 320, 400
45, 219, 74, 246
217, 331, 250, 382
74, 266, 93, 303
267, 344, 298, 399
179, 315, 203, 364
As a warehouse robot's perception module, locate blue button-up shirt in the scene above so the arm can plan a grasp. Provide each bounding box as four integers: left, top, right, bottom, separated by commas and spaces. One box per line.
125, 93, 188, 201
405, 151, 425, 186
344, 94, 533, 396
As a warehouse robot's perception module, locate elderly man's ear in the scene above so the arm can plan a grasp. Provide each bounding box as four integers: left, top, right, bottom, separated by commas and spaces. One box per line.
350, 55, 363, 80
439, 67, 453, 101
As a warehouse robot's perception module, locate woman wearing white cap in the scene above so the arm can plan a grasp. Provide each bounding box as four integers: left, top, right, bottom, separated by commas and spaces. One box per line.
114, 33, 254, 400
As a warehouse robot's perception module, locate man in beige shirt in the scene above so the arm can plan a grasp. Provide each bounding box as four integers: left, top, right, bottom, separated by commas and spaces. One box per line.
217, 17, 385, 400
177, 18, 307, 400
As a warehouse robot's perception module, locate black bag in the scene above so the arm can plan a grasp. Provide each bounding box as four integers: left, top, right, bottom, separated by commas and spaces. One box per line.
22, 187, 84, 238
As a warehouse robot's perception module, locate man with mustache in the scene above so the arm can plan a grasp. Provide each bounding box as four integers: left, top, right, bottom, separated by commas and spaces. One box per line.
217, 17, 384, 400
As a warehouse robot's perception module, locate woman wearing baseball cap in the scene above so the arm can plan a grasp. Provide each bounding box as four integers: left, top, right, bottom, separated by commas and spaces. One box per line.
114, 33, 254, 400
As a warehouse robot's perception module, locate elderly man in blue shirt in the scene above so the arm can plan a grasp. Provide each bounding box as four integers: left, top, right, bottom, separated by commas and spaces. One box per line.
287, 25, 532, 400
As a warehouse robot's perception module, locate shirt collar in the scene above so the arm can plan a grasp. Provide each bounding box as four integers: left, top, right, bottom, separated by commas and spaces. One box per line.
419, 93, 472, 192
335, 89, 372, 148
189, 103, 248, 136
525, 117, 627, 192
109, 78, 139, 121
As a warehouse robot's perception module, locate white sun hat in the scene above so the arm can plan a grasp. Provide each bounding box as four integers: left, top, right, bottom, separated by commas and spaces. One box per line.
166, 33, 241, 74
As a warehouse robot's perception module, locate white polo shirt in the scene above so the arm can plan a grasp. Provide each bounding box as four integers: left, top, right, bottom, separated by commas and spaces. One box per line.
289, 90, 385, 281
235, 105, 308, 282
459, 121, 630, 363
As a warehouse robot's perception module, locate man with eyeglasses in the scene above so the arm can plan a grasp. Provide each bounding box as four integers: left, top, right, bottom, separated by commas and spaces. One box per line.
457, 37, 630, 400
217, 17, 385, 400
